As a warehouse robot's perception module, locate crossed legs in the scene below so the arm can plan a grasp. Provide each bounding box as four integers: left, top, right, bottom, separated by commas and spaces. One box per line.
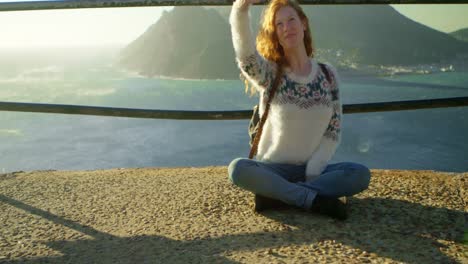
228, 158, 371, 210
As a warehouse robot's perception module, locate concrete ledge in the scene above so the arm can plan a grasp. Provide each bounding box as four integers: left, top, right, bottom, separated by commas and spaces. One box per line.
0, 167, 466, 263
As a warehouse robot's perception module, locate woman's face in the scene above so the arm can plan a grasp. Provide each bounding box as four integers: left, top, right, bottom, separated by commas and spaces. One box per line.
274, 6, 305, 51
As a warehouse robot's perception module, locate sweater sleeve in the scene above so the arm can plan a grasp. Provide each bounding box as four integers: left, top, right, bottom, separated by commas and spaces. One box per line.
305, 64, 342, 180
229, 4, 276, 91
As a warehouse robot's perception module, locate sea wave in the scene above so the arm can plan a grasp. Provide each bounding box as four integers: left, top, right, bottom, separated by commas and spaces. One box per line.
75, 88, 116, 97
116, 68, 229, 82
0, 66, 64, 83
0, 129, 23, 137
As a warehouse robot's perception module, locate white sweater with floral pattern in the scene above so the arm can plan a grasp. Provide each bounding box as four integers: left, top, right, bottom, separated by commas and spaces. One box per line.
230, 6, 342, 180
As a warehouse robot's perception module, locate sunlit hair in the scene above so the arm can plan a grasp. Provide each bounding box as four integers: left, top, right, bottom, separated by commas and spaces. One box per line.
244, 0, 314, 95
257, 0, 314, 63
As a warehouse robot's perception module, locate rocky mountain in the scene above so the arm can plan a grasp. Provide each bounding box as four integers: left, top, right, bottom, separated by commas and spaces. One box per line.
451, 28, 468, 42
119, 6, 468, 79
119, 7, 237, 79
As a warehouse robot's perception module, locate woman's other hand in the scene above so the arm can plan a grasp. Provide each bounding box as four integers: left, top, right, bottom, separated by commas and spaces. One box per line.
234, 0, 262, 11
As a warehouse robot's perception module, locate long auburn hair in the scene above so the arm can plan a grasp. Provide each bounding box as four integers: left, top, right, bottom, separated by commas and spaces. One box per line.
245, 0, 314, 95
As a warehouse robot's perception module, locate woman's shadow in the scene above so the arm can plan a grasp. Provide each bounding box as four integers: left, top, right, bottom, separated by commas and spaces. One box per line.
259, 196, 466, 263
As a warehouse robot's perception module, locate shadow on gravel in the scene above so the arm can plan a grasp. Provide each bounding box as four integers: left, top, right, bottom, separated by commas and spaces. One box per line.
1, 194, 464, 263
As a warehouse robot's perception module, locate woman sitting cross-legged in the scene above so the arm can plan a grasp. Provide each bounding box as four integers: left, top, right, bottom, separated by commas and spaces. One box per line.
227, 0, 371, 220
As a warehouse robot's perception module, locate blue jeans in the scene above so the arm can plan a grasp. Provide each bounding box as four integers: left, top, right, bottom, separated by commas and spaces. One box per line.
228, 158, 371, 210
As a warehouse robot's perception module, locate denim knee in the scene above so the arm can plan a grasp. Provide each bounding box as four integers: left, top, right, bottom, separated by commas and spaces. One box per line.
228, 158, 255, 187
353, 164, 371, 192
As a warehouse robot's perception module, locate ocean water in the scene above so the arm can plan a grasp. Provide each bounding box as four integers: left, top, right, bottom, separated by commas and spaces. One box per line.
1, 47, 467, 173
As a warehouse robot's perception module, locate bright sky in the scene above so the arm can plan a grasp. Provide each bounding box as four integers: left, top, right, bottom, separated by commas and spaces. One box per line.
0, 1, 467, 48
0, 6, 172, 48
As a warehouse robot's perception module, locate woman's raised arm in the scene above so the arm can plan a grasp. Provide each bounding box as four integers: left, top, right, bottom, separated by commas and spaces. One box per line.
230, 0, 276, 92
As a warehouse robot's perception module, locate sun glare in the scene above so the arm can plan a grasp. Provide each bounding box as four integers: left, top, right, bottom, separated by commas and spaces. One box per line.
0, 5, 170, 48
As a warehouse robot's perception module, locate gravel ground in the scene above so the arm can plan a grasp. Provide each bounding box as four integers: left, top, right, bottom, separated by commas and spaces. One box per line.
0, 167, 466, 263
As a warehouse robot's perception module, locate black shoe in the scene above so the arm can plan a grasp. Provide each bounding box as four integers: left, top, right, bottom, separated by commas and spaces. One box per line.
310, 196, 348, 220
254, 194, 287, 212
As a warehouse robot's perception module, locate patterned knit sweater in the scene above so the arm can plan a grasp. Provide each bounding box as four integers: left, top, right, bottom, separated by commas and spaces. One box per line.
230, 5, 342, 180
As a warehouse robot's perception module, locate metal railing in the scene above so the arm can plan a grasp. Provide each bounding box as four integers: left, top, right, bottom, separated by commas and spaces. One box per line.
1, 97, 468, 120
1, 0, 467, 12
1, 0, 467, 119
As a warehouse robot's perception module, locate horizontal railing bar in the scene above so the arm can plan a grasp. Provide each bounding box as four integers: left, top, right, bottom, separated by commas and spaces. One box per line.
1, 0, 467, 12
0, 101, 250, 120
343, 96, 468, 114
1, 97, 467, 120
